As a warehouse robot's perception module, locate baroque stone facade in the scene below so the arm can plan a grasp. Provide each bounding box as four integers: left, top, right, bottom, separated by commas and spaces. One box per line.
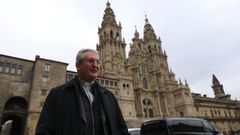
0, 2, 239, 135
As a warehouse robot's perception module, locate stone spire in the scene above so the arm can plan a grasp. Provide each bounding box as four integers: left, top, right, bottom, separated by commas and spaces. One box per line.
101, 1, 118, 27
143, 15, 157, 41
212, 74, 226, 99
134, 26, 140, 39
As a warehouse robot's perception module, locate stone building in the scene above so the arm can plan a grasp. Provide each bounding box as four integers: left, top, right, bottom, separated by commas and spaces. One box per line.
0, 2, 239, 135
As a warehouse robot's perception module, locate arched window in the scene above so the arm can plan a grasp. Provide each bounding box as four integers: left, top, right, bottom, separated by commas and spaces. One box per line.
148, 45, 151, 53
143, 77, 148, 89
116, 32, 120, 40
148, 46, 151, 50
138, 43, 141, 49
140, 64, 146, 74
143, 99, 153, 118
110, 30, 113, 38
104, 31, 106, 37
123, 83, 126, 89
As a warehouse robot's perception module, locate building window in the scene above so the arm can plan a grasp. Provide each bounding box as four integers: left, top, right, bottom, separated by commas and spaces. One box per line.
110, 81, 113, 86
140, 64, 147, 74
100, 79, 104, 85
44, 64, 50, 72
123, 83, 126, 89
110, 30, 113, 38
0, 62, 4, 72
16, 65, 22, 75
40, 89, 47, 96
143, 77, 148, 89
43, 76, 48, 82
114, 82, 118, 86
5, 63, 10, 73
105, 80, 109, 85
10, 64, 17, 74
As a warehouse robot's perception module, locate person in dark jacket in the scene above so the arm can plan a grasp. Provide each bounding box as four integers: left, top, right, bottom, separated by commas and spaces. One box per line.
36, 48, 130, 135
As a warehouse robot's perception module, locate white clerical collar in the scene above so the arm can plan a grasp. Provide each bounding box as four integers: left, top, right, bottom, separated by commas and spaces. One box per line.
78, 78, 95, 87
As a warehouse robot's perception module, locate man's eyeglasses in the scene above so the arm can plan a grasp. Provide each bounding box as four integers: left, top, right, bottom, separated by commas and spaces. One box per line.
84, 58, 100, 65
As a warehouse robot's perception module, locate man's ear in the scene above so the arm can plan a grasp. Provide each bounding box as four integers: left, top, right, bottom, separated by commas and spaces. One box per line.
75, 63, 80, 71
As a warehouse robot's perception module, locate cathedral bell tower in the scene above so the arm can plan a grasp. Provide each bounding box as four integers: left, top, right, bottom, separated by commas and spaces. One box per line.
97, 2, 127, 77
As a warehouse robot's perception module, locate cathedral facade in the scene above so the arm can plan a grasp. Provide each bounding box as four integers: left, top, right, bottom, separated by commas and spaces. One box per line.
0, 2, 239, 135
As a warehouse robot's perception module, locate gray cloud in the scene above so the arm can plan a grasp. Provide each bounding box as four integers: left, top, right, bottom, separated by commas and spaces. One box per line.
0, 0, 239, 99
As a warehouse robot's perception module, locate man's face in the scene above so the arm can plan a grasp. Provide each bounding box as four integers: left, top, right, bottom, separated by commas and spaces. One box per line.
76, 51, 100, 82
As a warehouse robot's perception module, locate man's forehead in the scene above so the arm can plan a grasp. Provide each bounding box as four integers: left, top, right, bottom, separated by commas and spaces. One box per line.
83, 51, 99, 58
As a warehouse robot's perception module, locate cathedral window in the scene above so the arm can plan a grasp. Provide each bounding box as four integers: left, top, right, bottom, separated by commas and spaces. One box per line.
123, 83, 126, 89
105, 80, 109, 85
138, 43, 141, 49
110, 81, 113, 86
110, 30, 113, 38
140, 64, 147, 74
148, 46, 151, 53
114, 82, 118, 86
116, 32, 119, 40
104, 31, 106, 37
143, 77, 148, 89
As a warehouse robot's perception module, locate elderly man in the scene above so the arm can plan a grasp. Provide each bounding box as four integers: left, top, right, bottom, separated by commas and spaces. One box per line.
36, 49, 130, 135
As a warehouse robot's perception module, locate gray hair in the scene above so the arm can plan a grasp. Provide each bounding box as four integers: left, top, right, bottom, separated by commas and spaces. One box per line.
76, 48, 99, 63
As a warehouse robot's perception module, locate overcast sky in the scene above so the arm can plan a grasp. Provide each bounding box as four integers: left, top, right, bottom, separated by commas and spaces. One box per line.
0, 0, 239, 99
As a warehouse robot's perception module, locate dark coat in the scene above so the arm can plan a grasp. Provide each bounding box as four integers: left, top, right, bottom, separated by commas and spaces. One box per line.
36, 77, 130, 135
